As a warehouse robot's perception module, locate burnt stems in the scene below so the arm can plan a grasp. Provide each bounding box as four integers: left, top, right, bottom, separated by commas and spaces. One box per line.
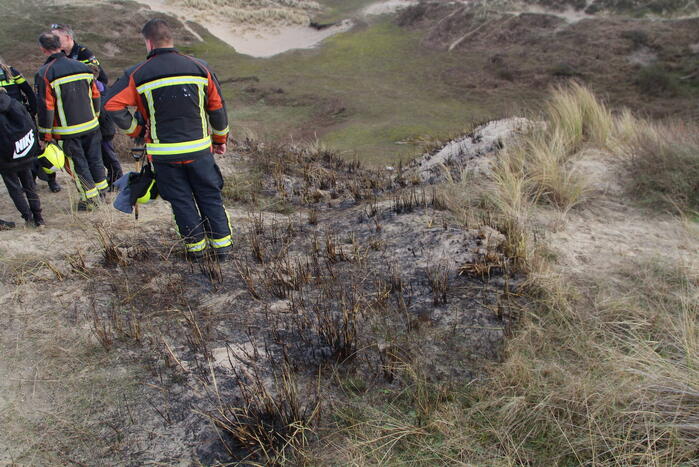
209, 358, 320, 465
232, 139, 393, 211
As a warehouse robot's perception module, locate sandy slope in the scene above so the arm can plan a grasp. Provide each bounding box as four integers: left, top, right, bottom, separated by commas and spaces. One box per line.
0, 155, 250, 463
546, 150, 699, 277
134, 0, 416, 57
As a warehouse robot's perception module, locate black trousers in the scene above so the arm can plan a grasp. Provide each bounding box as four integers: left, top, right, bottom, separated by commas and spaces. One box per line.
153, 153, 231, 253
101, 137, 123, 186
62, 130, 107, 200
1, 167, 41, 221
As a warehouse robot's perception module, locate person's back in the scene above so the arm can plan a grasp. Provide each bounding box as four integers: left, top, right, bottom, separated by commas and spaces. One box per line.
105, 18, 231, 260
0, 88, 44, 227
35, 50, 100, 140
107, 47, 228, 162
35, 33, 107, 207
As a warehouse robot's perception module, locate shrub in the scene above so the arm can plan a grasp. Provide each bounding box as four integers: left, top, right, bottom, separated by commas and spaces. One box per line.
621, 29, 650, 48
636, 65, 681, 97
549, 62, 580, 78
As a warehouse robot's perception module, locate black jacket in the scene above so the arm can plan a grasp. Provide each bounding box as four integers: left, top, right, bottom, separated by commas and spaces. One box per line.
0, 92, 39, 172
0, 66, 37, 116
35, 52, 101, 141
105, 48, 229, 162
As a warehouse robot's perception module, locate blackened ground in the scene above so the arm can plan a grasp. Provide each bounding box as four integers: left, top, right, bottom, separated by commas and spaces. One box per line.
67, 140, 522, 464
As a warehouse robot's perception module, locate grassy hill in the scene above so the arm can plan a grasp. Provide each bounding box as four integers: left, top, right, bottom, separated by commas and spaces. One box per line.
3, 1, 697, 166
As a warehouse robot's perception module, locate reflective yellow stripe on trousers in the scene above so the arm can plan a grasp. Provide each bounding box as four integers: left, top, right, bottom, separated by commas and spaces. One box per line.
186, 238, 207, 253
209, 235, 232, 249
208, 208, 233, 249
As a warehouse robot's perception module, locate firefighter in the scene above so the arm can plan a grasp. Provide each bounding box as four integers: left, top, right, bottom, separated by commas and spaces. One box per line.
1, 61, 62, 193
105, 18, 232, 261
35, 33, 108, 210
50, 23, 108, 86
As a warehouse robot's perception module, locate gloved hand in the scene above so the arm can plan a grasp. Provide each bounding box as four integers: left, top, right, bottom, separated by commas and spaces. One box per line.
213, 143, 227, 154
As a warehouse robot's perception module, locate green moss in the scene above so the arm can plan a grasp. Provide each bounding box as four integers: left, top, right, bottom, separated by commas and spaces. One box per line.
204, 20, 494, 165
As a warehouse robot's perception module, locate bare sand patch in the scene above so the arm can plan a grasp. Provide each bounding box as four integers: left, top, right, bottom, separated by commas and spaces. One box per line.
363, 0, 419, 16
205, 19, 353, 57
136, 0, 353, 57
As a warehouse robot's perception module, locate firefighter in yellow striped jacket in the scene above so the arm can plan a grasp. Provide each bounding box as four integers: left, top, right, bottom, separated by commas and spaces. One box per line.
105, 19, 232, 261
35, 33, 107, 210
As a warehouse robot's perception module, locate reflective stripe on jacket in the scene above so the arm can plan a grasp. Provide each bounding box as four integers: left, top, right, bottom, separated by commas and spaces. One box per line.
35, 53, 101, 141
104, 47, 229, 163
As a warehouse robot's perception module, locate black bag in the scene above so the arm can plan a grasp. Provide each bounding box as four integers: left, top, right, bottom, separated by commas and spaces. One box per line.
0, 91, 39, 172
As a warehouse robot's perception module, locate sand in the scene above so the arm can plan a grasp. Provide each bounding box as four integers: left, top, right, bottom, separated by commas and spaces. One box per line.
205, 20, 354, 58
363, 0, 419, 16
136, 0, 355, 57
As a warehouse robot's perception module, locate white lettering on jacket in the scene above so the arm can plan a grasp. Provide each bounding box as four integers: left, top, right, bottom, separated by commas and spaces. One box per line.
13, 130, 34, 159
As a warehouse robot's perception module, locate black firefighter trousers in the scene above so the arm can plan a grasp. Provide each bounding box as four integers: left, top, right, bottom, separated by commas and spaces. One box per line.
62, 130, 108, 201
153, 153, 232, 254
1, 167, 42, 222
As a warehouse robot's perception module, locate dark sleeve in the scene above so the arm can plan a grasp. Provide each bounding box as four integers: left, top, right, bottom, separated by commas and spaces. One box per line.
204, 67, 229, 144
35, 70, 55, 141
11, 67, 37, 116
104, 69, 143, 138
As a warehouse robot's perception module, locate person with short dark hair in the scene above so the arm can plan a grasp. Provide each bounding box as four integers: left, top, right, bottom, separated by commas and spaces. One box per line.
50, 23, 108, 86
35, 32, 108, 210
106, 18, 232, 260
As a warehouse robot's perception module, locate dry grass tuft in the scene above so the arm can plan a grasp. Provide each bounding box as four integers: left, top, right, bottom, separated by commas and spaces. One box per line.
547, 81, 614, 152
622, 120, 699, 212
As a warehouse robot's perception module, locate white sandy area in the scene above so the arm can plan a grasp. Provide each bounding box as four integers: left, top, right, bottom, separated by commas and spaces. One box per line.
136, 0, 426, 58
363, 0, 419, 16
137, 0, 354, 57
207, 20, 354, 58
509, 4, 595, 23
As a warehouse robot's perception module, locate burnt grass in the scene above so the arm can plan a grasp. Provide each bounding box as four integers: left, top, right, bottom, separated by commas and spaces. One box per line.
69, 141, 524, 464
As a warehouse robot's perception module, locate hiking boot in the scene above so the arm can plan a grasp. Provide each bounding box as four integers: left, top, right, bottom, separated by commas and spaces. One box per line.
48, 180, 62, 193
185, 250, 206, 263
33, 214, 46, 228
0, 219, 16, 230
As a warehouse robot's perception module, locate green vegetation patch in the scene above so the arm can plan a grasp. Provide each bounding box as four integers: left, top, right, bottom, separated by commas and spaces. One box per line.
202, 20, 494, 165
